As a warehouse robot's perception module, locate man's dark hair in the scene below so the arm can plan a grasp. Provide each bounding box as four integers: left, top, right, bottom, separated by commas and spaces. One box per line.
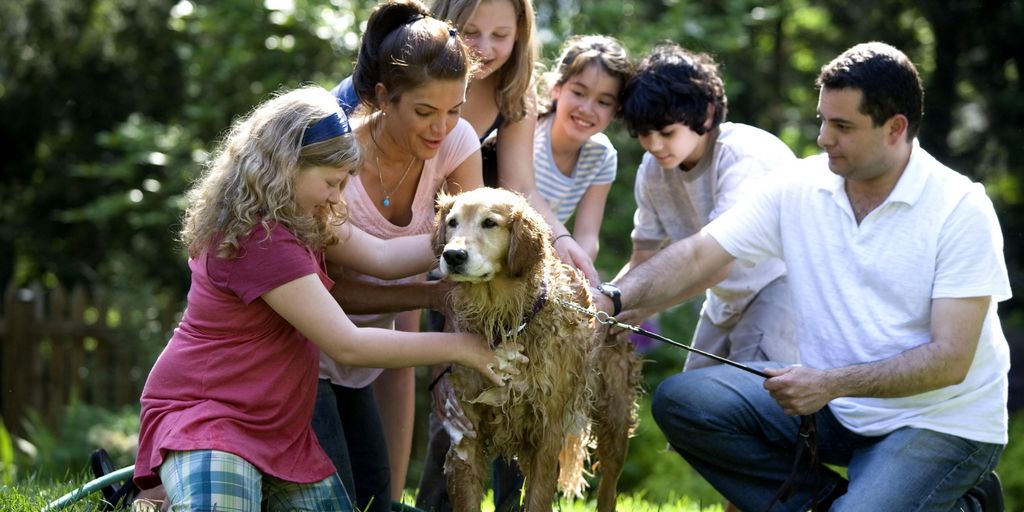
817, 42, 924, 141
621, 43, 727, 136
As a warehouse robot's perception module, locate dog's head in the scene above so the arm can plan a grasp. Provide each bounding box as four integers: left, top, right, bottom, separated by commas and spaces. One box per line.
433, 187, 549, 282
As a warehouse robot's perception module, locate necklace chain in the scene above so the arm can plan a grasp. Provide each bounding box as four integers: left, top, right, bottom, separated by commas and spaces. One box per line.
374, 153, 416, 207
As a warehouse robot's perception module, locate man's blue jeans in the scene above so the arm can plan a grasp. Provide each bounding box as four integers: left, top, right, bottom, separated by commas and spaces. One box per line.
652, 363, 1003, 511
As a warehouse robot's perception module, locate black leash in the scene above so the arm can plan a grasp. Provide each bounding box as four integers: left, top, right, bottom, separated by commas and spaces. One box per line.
554, 298, 822, 511
427, 364, 453, 392
761, 415, 822, 512
554, 298, 770, 378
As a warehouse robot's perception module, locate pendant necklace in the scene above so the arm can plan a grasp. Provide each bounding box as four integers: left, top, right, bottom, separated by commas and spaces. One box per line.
375, 152, 415, 207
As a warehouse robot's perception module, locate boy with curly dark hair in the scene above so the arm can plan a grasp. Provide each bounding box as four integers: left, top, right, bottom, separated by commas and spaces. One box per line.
610, 43, 798, 373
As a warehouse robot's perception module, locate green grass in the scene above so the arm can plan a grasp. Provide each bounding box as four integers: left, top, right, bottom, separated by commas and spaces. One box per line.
0, 471, 92, 512
2, 481, 726, 512
476, 491, 725, 511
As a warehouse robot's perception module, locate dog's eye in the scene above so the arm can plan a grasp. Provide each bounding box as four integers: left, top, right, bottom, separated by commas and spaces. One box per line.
482, 218, 498, 228
447, 218, 458, 228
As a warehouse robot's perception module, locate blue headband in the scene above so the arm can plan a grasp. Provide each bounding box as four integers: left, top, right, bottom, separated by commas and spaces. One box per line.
301, 111, 351, 146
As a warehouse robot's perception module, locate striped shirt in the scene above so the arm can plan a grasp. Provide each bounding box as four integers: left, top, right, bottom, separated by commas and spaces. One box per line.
534, 115, 617, 222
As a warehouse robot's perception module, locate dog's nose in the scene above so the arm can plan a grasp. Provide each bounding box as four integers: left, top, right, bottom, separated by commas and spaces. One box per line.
443, 248, 468, 267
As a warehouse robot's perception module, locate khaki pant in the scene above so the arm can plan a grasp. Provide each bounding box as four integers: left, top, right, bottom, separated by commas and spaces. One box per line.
683, 276, 798, 371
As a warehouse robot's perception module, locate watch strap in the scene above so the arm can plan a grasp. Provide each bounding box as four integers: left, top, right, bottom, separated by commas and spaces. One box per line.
600, 282, 622, 317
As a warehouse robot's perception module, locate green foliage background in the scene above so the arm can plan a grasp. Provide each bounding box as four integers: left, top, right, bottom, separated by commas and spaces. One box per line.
2, 0, 1023, 506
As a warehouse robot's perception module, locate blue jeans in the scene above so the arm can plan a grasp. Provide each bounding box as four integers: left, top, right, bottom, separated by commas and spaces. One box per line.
652, 363, 1004, 512
311, 379, 391, 512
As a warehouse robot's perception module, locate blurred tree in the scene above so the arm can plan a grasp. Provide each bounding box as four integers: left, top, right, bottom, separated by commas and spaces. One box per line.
916, 0, 1024, 322
0, 0, 185, 289
0, 0, 373, 298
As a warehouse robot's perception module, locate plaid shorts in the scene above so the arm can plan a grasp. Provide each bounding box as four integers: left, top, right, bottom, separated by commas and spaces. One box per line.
159, 449, 353, 511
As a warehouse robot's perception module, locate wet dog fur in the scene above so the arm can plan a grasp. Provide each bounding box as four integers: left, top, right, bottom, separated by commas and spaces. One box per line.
433, 187, 642, 511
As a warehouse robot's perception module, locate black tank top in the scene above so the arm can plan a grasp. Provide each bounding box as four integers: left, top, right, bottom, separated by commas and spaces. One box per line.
480, 115, 504, 187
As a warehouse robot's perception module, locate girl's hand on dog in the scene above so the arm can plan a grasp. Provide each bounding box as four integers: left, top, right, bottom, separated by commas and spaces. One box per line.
491, 342, 528, 383
555, 236, 600, 285
452, 332, 514, 386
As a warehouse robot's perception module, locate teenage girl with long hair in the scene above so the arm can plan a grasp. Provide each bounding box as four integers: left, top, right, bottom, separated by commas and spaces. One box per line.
417, 4, 614, 509
430, 0, 599, 284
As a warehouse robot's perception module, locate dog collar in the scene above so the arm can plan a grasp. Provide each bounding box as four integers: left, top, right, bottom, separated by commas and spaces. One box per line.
491, 279, 548, 346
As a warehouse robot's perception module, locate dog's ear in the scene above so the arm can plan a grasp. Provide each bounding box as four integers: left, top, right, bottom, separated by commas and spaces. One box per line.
506, 198, 548, 278
433, 192, 455, 257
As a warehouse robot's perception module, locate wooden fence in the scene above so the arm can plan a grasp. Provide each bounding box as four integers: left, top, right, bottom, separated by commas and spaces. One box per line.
0, 281, 178, 436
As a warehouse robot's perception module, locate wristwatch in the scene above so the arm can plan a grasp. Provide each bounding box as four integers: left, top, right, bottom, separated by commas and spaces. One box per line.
598, 282, 622, 317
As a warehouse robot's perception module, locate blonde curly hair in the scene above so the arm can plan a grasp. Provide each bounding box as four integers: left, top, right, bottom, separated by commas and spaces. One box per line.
180, 86, 362, 259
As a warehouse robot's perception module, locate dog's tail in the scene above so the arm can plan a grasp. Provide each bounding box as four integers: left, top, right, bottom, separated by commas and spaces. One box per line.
557, 421, 593, 498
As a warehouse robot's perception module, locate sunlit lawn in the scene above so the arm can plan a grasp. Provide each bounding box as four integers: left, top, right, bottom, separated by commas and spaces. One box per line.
396, 489, 727, 512
4, 479, 726, 512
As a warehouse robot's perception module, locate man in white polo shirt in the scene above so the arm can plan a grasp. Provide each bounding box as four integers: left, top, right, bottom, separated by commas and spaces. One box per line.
598, 42, 1009, 512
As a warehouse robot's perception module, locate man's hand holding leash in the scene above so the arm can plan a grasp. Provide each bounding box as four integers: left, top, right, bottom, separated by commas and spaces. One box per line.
762, 366, 832, 417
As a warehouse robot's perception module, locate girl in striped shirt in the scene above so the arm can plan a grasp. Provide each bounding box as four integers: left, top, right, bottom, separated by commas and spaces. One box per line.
534, 35, 633, 260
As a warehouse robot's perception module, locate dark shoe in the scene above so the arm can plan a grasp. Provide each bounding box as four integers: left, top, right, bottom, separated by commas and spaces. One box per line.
965, 472, 1004, 512
90, 448, 139, 510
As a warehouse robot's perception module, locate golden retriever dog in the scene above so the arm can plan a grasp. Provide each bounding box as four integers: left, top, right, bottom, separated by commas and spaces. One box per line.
432, 187, 642, 511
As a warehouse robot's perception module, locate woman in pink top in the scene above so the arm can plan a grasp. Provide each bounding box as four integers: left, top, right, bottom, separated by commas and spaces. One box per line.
313, 2, 484, 509
134, 85, 507, 510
